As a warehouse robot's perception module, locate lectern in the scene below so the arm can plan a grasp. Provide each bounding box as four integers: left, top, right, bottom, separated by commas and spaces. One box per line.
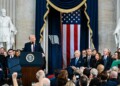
20, 52, 44, 86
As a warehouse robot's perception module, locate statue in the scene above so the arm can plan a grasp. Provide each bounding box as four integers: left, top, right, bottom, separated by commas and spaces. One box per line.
114, 18, 120, 48
0, 9, 17, 50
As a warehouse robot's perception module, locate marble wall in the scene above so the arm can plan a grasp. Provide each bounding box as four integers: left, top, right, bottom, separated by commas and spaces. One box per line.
16, 0, 36, 49
98, 0, 117, 54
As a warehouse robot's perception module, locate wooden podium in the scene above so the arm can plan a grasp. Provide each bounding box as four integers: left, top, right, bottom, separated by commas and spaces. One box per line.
20, 52, 44, 86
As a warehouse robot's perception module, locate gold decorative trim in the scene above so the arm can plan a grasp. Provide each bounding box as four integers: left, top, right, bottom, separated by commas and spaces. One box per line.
84, 3, 95, 49
47, 0, 86, 13
40, 0, 95, 49
40, 2, 50, 42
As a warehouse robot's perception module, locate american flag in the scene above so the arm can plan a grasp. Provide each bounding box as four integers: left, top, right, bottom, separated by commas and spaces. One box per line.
61, 9, 81, 68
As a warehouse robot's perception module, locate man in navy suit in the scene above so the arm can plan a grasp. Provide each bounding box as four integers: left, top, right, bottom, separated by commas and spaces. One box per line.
67, 50, 83, 77
70, 50, 84, 68
23, 35, 46, 69
101, 48, 112, 70
23, 35, 43, 53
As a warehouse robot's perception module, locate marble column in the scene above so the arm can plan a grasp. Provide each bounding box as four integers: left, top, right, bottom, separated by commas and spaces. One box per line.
98, 0, 116, 53
15, 0, 36, 49
117, 0, 120, 23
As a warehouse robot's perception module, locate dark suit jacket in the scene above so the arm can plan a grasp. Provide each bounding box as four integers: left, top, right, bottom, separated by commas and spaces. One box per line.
92, 59, 102, 68
83, 55, 95, 68
23, 42, 46, 69
67, 57, 83, 77
101, 56, 112, 70
70, 57, 84, 68
0, 55, 7, 71
23, 42, 43, 53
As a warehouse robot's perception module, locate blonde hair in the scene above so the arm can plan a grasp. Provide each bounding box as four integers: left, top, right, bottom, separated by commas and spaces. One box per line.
97, 64, 104, 74
65, 81, 75, 86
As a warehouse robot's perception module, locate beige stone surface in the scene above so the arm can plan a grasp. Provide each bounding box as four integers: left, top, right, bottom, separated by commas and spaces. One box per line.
98, 0, 117, 53
16, 0, 36, 49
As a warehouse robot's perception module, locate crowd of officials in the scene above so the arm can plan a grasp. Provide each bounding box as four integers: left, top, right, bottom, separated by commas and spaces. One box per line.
0, 47, 120, 86
1, 35, 120, 86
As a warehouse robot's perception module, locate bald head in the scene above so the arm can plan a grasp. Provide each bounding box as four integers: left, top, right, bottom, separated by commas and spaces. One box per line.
36, 70, 45, 80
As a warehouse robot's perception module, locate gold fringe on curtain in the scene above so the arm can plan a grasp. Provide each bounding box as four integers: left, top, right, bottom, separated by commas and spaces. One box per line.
40, 2, 50, 42
47, 0, 86, 13
83, 3, 95, 49
40, 0, 95, 49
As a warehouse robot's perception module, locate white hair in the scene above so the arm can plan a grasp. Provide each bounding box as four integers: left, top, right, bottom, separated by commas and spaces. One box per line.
110, 71, 118, 79
90, 68, 98, 77
111, 66, 118, 72
36, 70, 45, 80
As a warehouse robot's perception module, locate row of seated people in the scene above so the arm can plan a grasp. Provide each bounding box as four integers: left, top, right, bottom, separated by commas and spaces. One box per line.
0, 48, 21, 85
49, 48, 120, 86
67, 48, 120, 77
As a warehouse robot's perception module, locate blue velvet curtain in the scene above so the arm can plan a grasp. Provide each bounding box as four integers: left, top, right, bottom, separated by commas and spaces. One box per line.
49, 0, 83, 9
48, 7, 62, 74
80, 5, 89, 50
87, 0, 98, 50
35, 0, 47, 43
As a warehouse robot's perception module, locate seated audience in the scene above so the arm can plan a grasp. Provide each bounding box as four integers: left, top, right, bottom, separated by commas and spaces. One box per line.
68, 50, 84, 76
111, 52, 120, 68
92, 52, 102, 68
92, 49, 97, 56
83, 48, 95, 68
112, 51, 119, 61
0, 47, 7, 79
101, 48, 112, 70
81, 50, 87, 59
15, 49, 21, 57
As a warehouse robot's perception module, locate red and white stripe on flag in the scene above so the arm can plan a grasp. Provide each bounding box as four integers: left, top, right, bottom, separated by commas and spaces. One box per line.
61, 10, 81, 68
62, 24, 81, 68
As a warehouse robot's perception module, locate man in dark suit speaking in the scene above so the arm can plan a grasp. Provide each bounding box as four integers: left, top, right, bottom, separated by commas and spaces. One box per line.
23, 35, 43, 53
23, 35, 46, 69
